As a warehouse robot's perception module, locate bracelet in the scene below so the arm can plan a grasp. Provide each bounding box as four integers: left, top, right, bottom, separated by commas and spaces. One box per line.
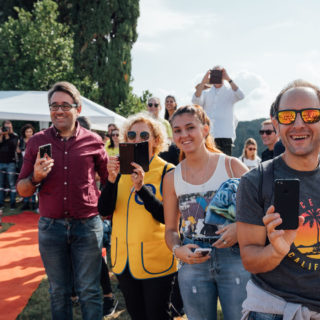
172, 244, 181, 259
228, 79, 233, 84
29, 173, 41, 187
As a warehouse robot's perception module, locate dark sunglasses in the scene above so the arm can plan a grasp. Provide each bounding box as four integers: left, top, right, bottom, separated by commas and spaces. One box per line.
49, 102, 78, 111
127, 131, 150, 141
148, 103, 159, 108
112, 133, 119, 137
277, 108, 320, 125
259, 130, 275, 135
248, 147, 256, 151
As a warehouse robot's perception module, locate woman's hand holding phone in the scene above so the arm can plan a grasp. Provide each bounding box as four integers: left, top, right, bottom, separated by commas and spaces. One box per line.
263, 205, 305, 258
175, 244, 211, 264
107, 156, 120, 183
131, 162, 145, 191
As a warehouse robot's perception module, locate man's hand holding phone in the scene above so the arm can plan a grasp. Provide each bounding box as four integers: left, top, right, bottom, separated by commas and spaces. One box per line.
33, 151, 54, 184
263, 205, 305, 258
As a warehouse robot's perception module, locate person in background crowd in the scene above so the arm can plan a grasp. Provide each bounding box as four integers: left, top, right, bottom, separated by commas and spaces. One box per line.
260, 119, 279, 162
147, 97, 173, 140
164, 95, 178, 122
237, 80, 320, 319
17, 81, 108, 320
18, 124, 37, 210
164, 105, 250, 320
192, 66, 245, 155
0, 120, 19, 209
98, 112, 177, 320
77, 116, 91, 130
106, 127, 120, 157
239, 138, 261, 170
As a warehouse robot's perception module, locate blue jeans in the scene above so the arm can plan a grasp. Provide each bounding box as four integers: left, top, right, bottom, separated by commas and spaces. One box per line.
248, 312, 283, 320
0, 162, 16, 205
178, 239, 250, 320
38, 215, 103, 320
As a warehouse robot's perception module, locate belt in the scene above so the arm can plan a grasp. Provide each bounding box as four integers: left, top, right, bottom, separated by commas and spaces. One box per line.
186, 236, 219, 245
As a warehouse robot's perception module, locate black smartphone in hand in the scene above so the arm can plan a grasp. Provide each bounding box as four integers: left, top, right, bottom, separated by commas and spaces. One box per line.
209, 69, 222, 84
274, 179, 300, 230
39, 143, 52, 159
119, 141, 149, 174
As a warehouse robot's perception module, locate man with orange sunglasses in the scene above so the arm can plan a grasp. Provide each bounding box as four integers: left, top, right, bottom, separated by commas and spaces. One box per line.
236, 80, 320, 319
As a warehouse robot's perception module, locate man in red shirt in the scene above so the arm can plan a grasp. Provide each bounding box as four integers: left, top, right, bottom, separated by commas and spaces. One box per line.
17, 82, 108, 320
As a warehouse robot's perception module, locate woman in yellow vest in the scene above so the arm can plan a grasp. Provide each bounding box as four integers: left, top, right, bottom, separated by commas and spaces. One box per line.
98, 113, 177, 320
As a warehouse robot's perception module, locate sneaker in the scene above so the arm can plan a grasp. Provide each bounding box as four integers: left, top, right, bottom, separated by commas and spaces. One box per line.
103, 296, 118, 318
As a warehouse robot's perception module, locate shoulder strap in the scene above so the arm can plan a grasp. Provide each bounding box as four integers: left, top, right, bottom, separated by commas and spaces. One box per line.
228, 156, 234, 178
160, 163, 173, 196
257, 160, 274, 209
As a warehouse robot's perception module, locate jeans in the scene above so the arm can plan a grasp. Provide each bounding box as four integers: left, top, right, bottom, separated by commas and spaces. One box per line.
178, 239, 250, 320
248, 312, 283, 320
38, 215, 103, 320
0, 162, 16, 205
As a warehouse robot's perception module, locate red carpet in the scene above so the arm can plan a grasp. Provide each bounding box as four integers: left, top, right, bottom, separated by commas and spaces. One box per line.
0, 211, 45, 320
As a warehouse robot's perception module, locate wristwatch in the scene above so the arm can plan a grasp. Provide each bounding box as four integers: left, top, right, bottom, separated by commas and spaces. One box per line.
29, 173, 41, 187
228, 79, 233, 84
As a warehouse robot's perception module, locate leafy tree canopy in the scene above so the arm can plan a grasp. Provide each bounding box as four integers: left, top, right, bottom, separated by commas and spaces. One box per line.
0, 0, 74, 90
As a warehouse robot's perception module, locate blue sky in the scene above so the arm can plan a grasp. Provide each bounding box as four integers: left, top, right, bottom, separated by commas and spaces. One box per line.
131, 0, 320, 121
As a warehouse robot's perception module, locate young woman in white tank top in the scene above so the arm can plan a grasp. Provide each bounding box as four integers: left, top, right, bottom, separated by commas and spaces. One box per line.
163, 105, 250, 320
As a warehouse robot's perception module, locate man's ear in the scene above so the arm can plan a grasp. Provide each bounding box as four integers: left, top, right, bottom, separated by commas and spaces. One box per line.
76, 105, 82, 115
271, 117, 279, 135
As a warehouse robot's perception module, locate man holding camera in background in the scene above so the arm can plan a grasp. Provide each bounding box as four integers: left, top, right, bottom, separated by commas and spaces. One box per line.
192, 66, 244, 155
0, 120, 19, 209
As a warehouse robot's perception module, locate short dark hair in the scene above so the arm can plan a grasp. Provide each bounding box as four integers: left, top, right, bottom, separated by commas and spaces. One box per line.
48, 81, 81, 106
273, 79, 320, 116
77, 116, 91, 130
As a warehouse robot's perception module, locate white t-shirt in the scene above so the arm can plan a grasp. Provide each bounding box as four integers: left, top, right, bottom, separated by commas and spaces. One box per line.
192, 85, 244, 141
238, 156, 261, 170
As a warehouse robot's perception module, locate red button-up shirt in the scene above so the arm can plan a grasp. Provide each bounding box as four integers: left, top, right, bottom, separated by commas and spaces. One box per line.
18, 124, 108, 219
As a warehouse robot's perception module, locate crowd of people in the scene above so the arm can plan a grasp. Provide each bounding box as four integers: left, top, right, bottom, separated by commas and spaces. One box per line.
8, 67, 320, 320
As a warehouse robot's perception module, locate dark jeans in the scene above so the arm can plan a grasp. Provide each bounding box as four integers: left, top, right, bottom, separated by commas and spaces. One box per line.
215, 138, 232, 156
117, 267, 174, 320
101, 256, 112, 294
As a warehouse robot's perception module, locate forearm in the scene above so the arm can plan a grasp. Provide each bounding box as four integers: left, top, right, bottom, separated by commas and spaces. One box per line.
165, 229, 181, 250
98, 178, 118, 216
136, 185, 164, 223
241, 243, 286, 273
229, 81, 239, 91
194, 84, 205, 97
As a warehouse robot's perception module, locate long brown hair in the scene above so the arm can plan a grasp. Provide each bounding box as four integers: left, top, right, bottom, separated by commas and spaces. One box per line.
171, 105, 221, 161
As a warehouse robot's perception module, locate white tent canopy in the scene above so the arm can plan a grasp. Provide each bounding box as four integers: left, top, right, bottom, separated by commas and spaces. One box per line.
0, 91, 125, 131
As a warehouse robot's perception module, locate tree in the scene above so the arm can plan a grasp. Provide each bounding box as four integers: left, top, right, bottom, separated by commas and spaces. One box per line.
116, 87, 152, 117
0, 0, 74, 91
71, 0, 140, 110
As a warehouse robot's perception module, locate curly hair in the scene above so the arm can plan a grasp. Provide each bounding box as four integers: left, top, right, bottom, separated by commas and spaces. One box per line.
121, 112, 169, 155
20, 124, 36, 138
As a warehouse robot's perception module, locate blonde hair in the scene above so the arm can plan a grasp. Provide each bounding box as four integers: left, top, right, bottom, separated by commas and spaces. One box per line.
171, 105, 221, 161
241, 138, 258, 159
121, 112, 168, 155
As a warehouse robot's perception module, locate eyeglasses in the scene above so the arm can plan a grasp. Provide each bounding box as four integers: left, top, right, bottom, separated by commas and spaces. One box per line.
112, 133, 119, 137
49, 102, 78, 111
148, 103, 159, 108
127, 131, 150, 141
248, 147, 256, 151
277, 108, 320, 125
259, 130, 275, 135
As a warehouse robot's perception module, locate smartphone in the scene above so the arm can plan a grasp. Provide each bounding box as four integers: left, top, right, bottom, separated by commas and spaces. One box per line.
194, 248, 212, 256
274, 179, 300, 230
209, 69, 222, 84
39, 143, 52, 159
119, 141, 149, 174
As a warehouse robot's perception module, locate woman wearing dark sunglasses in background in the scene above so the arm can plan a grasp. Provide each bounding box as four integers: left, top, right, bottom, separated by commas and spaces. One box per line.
147, 97, 173, 140
106, 128, 120, 156
98, 113, 177, 320
239, 138, 261, 170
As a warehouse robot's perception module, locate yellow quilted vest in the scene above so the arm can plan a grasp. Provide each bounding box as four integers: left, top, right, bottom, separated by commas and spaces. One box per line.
111, 155, 178, 279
